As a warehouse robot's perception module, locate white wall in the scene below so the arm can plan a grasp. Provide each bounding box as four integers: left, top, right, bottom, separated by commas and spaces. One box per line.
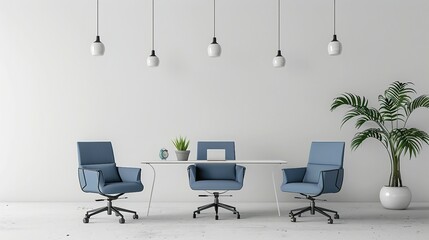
1, 0, 429, 202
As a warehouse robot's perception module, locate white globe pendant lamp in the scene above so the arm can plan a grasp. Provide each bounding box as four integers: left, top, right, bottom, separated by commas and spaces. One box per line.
273, 0, 285, 68
91, 0, 105, 56
328, 0, 342, 56
147, 0, 159, 67
208, 0, 221, 57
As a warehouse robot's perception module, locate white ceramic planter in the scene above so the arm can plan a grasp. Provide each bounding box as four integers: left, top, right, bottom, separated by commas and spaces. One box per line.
379, 186, 412, 210
175, 150, 190, 161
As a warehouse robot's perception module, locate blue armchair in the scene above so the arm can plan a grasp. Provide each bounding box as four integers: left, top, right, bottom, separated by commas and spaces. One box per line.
281, 142, 345, 224
77, 142, 144, 224
187, 141, 245, 220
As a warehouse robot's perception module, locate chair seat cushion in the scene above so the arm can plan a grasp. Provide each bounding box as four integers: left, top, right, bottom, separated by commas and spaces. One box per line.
100, 182, 144, 195
281, 182, 322, 195
190, 180, 243, 191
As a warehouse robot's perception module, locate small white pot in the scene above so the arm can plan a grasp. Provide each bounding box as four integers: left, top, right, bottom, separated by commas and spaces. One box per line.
379, 186, 412, 210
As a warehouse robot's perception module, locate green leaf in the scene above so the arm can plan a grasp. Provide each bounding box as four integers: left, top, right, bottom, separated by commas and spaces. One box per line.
331, 93, 368, 111
384, 81, 415, 107
393, 128, 429, 158
378, 94, 405, 122
351, 128, 387, 150
405, 95, 429, 116
172, 136, 190, 151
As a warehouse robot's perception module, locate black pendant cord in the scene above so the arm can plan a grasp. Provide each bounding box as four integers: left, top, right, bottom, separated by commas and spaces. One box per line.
151, 0, 155, 51
333, 0, 336, 36
96, 0, 99, 36
277, 0, 280, 51
213, 0, 216, 38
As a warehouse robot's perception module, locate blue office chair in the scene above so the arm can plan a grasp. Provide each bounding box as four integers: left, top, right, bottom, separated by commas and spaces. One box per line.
77, 142, 144, 224
281, 142, 345, 224
187, 141, 245, 220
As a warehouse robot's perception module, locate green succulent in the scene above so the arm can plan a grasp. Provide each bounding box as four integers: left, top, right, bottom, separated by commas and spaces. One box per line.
331, 81, 429, 187
172, 136, 190, 151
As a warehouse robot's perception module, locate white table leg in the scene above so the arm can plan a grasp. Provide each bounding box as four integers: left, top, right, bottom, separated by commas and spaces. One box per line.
146, 163, 156, 216
272, 170, 281, 216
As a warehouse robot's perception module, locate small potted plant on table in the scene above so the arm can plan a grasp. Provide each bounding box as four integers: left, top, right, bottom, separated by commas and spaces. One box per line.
172, 136, 190, 161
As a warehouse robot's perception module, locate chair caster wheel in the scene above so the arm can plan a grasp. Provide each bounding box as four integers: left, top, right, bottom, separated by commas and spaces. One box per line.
215, 215, 219, 220
83, 217, 89, 223
328, 219, 333, 224
237, 214, 240, 219
334, 214, 339, 219
291, 217, 296, 222
133, 214, 139, 219
297, 214, 301, 217
193, 213, 196, 218
288, 212, 293, 217
119, 218, 125, 224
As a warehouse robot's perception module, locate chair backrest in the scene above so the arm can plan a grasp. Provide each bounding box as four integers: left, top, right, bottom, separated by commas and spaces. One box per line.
196, 141, 236, 180
77, 142, 122, 183
302, 142, 345, 183
197, 141, 236, 160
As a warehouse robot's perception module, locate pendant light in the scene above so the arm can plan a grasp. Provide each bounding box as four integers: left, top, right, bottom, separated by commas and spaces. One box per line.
273, 0, 285, 67
207, 0, 221, 57
147, 0, 160, 67
328, 0, 342, 56
91, 0, 105, 56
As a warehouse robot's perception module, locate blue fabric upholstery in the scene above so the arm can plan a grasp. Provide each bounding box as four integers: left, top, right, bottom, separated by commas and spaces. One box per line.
78, 142, 115, 165
83, 163, 121, 183
188, 141, 245, 191
281, 142, 345, 197
196, 163, 236, 180
197, 141, 236, 160
189, 180, 243, 190
77, 142, 144, 196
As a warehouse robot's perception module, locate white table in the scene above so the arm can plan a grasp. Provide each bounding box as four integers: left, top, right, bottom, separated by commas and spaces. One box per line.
141, 160, 287, 217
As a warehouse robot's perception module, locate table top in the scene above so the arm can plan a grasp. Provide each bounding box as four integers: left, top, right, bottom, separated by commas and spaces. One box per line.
141, 160, 287, 164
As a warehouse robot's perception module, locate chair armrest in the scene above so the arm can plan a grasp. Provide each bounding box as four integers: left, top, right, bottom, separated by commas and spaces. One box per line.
282, 167, 306, 184
117, 167, 141, 182
78, 168, 105, 193
187, 165, 197, 183
235, 165, 246, 184
318, 168, 344, 193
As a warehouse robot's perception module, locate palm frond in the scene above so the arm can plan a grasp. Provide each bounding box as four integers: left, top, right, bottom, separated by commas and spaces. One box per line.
405, 95, 429, 116
392, 128, 429, 158
384, 81, 415, 108
330, 93, 368, 111
354, 107, 384, 128
378, 95, 405, 122
351, 128, 388, 150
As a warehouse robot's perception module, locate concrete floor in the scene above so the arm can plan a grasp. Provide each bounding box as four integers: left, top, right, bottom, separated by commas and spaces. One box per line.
0, 202, 428, 240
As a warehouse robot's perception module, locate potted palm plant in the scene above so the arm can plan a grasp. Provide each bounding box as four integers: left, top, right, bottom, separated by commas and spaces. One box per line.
331, 81, 429, 209
172, 136, 190, 161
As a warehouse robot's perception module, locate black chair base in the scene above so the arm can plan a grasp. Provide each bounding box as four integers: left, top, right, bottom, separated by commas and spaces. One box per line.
289, 196, 339, 224
193, 192, 240, 220
83, 194, 138, 224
